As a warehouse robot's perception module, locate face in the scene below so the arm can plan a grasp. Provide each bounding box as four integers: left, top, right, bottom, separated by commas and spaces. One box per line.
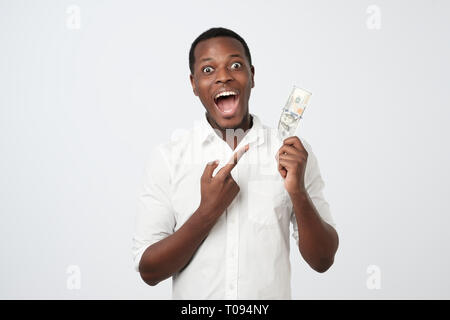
190, 37, 255, 131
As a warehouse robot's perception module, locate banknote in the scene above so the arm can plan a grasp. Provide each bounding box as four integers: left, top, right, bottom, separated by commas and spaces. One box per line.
277, 86, 312, 140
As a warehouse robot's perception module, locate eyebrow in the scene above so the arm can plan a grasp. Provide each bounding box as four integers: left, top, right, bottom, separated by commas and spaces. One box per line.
200, 54, 242, 62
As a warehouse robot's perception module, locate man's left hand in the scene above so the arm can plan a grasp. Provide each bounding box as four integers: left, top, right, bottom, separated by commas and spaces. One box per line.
276, 136, 308, 195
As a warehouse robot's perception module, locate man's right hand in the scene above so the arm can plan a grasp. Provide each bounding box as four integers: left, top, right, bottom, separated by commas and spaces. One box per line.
138, 143, 250, 287
198, 144, 249, 219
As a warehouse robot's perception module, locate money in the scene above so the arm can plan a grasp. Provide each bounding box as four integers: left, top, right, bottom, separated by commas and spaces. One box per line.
277, 86, 312, 140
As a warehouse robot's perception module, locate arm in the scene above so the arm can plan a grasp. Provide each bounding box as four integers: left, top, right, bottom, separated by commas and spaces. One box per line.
139, 145, 249, 286
277, 137, 339, 273
289, 189, 338, 273
139, 205, 219, 286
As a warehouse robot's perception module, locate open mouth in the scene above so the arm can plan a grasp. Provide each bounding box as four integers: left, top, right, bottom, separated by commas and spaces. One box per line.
213, 90, 240, 117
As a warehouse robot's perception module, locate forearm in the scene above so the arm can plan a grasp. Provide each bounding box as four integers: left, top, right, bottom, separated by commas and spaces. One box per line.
138, 207, 219, 286
290, 190, 339, 273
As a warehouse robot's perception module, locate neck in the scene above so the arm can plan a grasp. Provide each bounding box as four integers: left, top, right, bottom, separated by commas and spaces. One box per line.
206, 112, 253, 150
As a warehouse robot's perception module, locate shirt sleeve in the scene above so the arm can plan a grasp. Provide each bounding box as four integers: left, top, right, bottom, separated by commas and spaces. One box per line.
291, 138, 336, 246
132, 144, 175, 272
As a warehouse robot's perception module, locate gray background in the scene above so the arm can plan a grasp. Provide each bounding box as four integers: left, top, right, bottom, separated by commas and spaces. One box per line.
1, 0, 449, 299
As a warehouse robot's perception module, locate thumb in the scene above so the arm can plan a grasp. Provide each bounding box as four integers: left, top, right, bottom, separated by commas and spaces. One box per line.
202, 160, 219, 179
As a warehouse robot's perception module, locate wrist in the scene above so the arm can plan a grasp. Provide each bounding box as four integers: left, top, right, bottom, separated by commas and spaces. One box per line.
288, 187, 308, 199
195, 204, 220, 227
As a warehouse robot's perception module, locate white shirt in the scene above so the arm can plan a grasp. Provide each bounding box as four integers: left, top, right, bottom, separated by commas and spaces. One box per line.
132, 113, 336, 299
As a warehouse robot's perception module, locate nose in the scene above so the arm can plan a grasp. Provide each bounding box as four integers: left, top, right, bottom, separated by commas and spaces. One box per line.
215, 66, 233, 84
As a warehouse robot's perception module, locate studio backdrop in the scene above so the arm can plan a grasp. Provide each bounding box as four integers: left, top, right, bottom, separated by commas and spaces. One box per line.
1, 0, 449, 299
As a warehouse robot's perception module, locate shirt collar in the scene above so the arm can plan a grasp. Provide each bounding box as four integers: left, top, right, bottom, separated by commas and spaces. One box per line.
196, 113, 266, 148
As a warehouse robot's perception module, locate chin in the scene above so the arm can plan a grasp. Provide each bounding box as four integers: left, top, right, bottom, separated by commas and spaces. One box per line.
211, 111, 248, 130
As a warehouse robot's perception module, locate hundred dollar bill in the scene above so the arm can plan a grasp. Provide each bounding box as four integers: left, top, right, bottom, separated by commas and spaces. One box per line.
277, 86, 312, 140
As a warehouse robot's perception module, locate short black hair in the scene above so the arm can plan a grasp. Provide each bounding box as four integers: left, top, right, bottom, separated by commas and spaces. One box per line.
189, 27, 252, 75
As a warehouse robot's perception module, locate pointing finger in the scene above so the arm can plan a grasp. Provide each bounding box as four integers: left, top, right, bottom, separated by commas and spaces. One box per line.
216, 144, 249, 179
202, 160, 219, 180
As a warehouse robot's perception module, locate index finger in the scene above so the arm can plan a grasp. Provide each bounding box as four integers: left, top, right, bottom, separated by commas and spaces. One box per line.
216, 144, 249, 179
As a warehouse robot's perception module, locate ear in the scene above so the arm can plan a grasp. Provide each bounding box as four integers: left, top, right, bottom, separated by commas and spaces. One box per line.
190, 74, 199, 96
250, 65, 255, 88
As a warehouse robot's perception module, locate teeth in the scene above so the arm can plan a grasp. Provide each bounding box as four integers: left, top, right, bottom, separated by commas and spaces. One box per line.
215, 91, 237, 100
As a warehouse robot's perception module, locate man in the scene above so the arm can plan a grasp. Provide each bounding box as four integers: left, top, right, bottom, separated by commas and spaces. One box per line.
132, 27, 339, 299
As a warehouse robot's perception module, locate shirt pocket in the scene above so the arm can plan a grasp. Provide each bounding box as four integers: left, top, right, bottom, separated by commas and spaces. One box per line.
247, 180, 290, 226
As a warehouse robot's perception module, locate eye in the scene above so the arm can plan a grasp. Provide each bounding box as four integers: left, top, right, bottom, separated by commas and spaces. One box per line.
202, 66, 214, 73
231, 62, 242, 69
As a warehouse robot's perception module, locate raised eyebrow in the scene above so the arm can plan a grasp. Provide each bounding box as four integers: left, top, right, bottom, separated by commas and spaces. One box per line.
199, 54, 243, 62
